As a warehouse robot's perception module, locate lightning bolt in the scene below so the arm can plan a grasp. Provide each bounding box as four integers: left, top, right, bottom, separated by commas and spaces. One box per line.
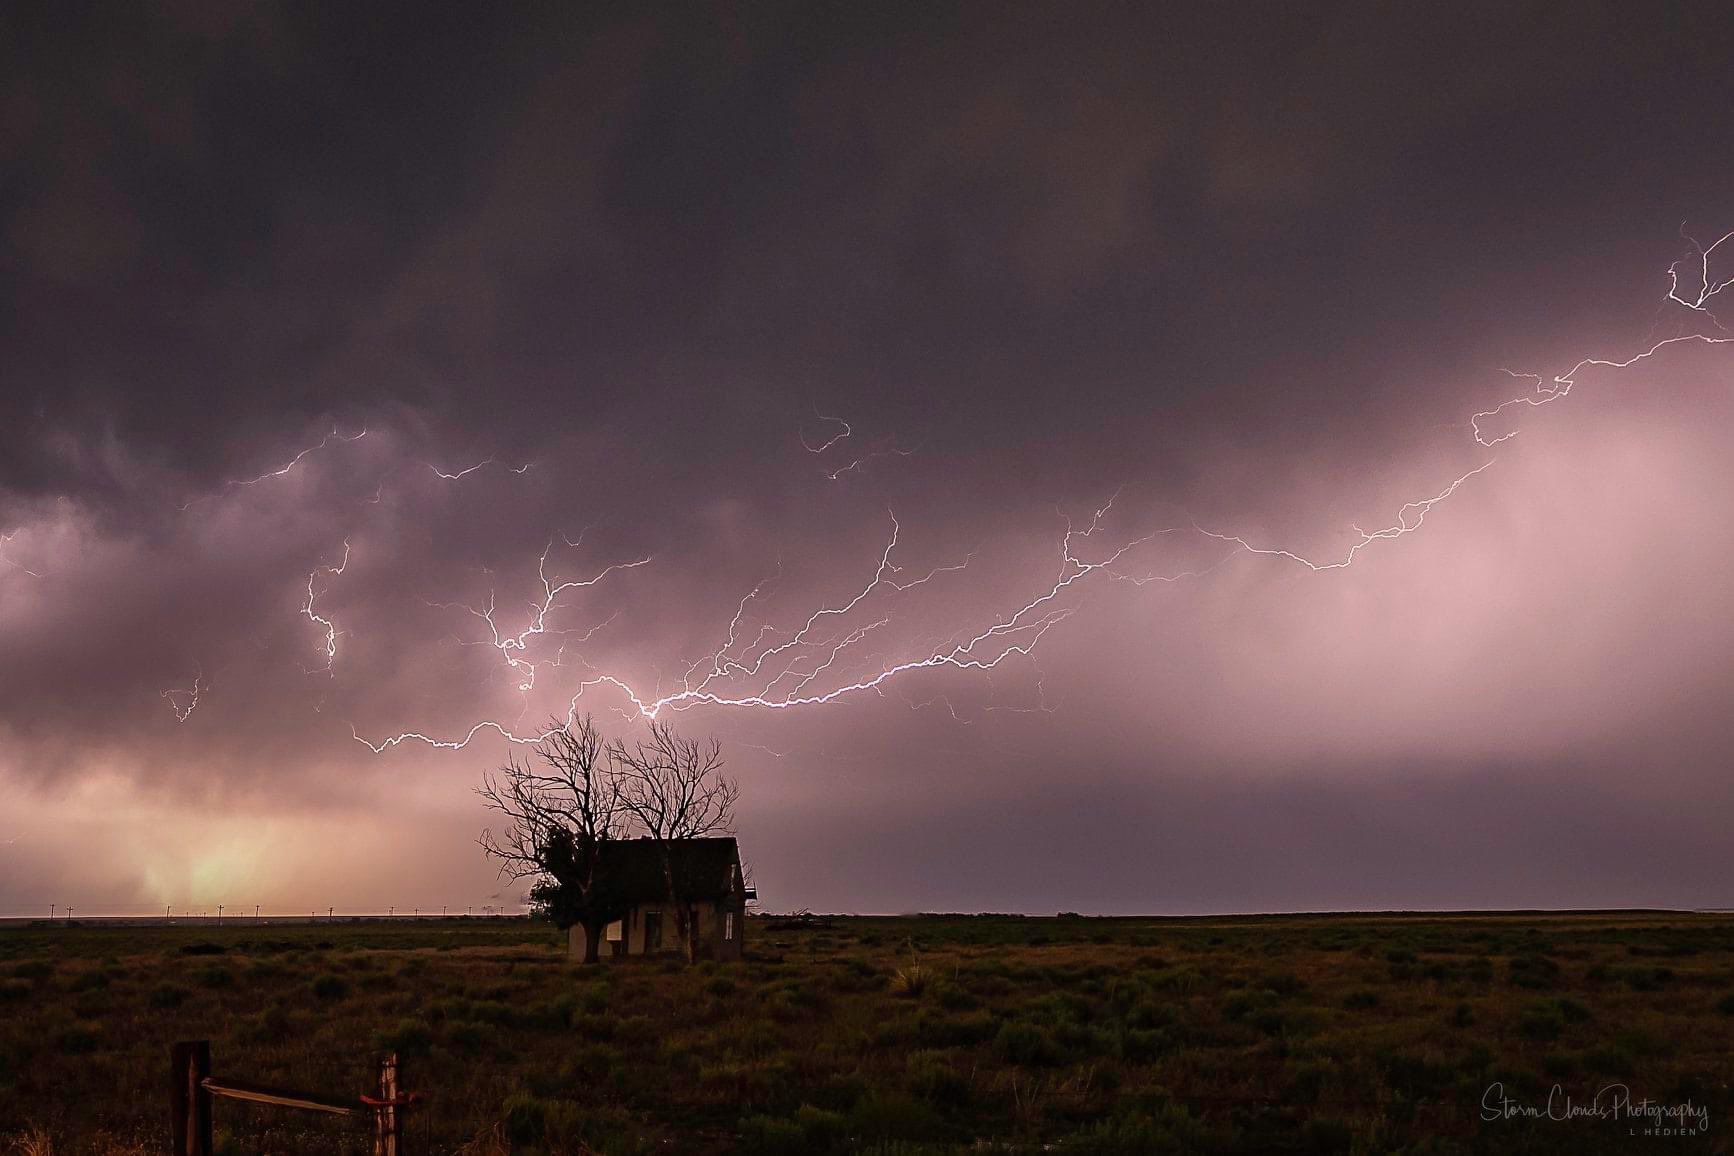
426, 459, 533, 481
1667, 223, 1734, 324
825, 442, 918, 481
302, 540, 351, 674
140, 231, 1730, 753
160, 669, 203, 722
1192, 461, 1498, 570
0, 528, 43, 577
1473, 230, 1734, 446
800, 410, 919, 479
799, 410, 853, 454
180, 426, 367, 510
423, 538, 650, 694
360, 502, 1152, 748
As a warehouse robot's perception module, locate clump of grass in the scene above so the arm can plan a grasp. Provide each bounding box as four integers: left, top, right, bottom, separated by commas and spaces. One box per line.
1516, 998, 1586, 1041
1343, 989, 1379, 1010
447, 1021, 497, 1054
374, 1017, 434, 1057
889, 963, 931, 999
561, 1041, 624, 1083
1507, 955, 1561, 990
241, 1005, 292, 1044
740, 1104, 847, 1155
906, 1051, 970, 1108
1052, 1102, 1218, 1153
993, 1021, 1066, 1067
1147, 966, 1201, 993
933, 983, 979, 1012
846, 1095, 941, 1143
501, 1092, 557, 1147
1618, 965, 1674, 992
4, 1125, 56, 1156
1259, 971, 1305, 996
908, 1011, 992, 1049
69, 969, 112, 992
309, 972, 350, 1001
198, 965, 234, 989
147, 984, 188, 1012
56, 1024, 101, 1055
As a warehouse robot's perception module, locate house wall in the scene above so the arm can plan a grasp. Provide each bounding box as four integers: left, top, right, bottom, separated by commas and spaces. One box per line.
567, 899, 746, 961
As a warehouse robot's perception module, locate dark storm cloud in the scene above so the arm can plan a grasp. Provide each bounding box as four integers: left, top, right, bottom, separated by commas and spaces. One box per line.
4, 4, 1734, 911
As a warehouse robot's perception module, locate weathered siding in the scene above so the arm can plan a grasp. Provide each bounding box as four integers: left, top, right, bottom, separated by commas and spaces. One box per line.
567, 899, 746, 961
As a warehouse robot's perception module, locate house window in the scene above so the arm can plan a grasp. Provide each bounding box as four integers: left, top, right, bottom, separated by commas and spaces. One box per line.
724, 912, 735, 941
605, 920, 623, 942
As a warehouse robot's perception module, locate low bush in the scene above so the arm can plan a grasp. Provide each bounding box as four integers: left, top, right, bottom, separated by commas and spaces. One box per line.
309, 973, 350, 1000
374, 1017, 433, 1057
994, 1021, 1067, 1067
906, 1051, 970, 1108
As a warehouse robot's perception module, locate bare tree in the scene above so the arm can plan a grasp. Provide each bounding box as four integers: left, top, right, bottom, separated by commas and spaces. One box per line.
611, 720, 740, 961
477, 715, 627, 962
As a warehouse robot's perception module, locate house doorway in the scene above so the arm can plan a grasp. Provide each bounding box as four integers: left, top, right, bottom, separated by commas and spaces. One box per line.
643, 911, 662, 953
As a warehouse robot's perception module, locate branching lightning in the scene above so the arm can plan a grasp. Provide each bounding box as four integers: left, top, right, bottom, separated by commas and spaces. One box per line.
799, 411, 852, 454
87, 233, 1730, 753
427, 459, 533, 481
160, 669, 203, 722
1473, 231, 1734, 447
1668, 224, 1734, 323
1191, 461, 1499, 570
302, 540, 351, 675
0, 528, 42, 577
352, 234, 1734, 749
799, 410, 919, 479
180, 426, 367, 510
423, 537, 651, 694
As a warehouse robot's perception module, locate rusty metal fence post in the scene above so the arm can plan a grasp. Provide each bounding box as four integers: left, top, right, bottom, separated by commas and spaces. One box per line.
373, 1053, 402, 1156
170, 1040, 213, 1156
171, 1041, 414, 1154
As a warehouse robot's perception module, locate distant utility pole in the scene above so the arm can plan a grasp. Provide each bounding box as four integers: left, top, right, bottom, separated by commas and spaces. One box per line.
49, 904, 55, 920
254, 904, 260, 920
165, 905, 171, 921
216, 904, 223, 927
65, 907, 72, 923
388, 906, 394, 920
442, 905, 447, 917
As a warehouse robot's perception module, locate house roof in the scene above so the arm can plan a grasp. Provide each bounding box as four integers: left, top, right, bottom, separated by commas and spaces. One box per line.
596, 837, 742, 904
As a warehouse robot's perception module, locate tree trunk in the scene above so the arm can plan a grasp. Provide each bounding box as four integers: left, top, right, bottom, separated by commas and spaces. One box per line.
579, 917, 603, 963
658, 856, 696, 964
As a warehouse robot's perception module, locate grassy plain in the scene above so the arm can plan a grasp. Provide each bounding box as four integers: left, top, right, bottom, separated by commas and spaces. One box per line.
0, 911, 1730, 1153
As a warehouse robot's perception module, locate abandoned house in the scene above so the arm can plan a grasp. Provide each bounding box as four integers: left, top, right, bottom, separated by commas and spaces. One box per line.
567, 836, 754, 962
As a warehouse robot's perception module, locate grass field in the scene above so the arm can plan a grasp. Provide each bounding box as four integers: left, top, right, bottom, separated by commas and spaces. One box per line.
0, 911, 1729, 1153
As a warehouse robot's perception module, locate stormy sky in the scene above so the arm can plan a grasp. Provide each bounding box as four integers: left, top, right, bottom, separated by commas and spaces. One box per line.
5, 4, 1734, 915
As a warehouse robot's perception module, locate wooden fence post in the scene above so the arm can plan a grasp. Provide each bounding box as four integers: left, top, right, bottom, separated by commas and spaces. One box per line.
373, 1052, 402, 1156
170, 1040, 213, 1156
